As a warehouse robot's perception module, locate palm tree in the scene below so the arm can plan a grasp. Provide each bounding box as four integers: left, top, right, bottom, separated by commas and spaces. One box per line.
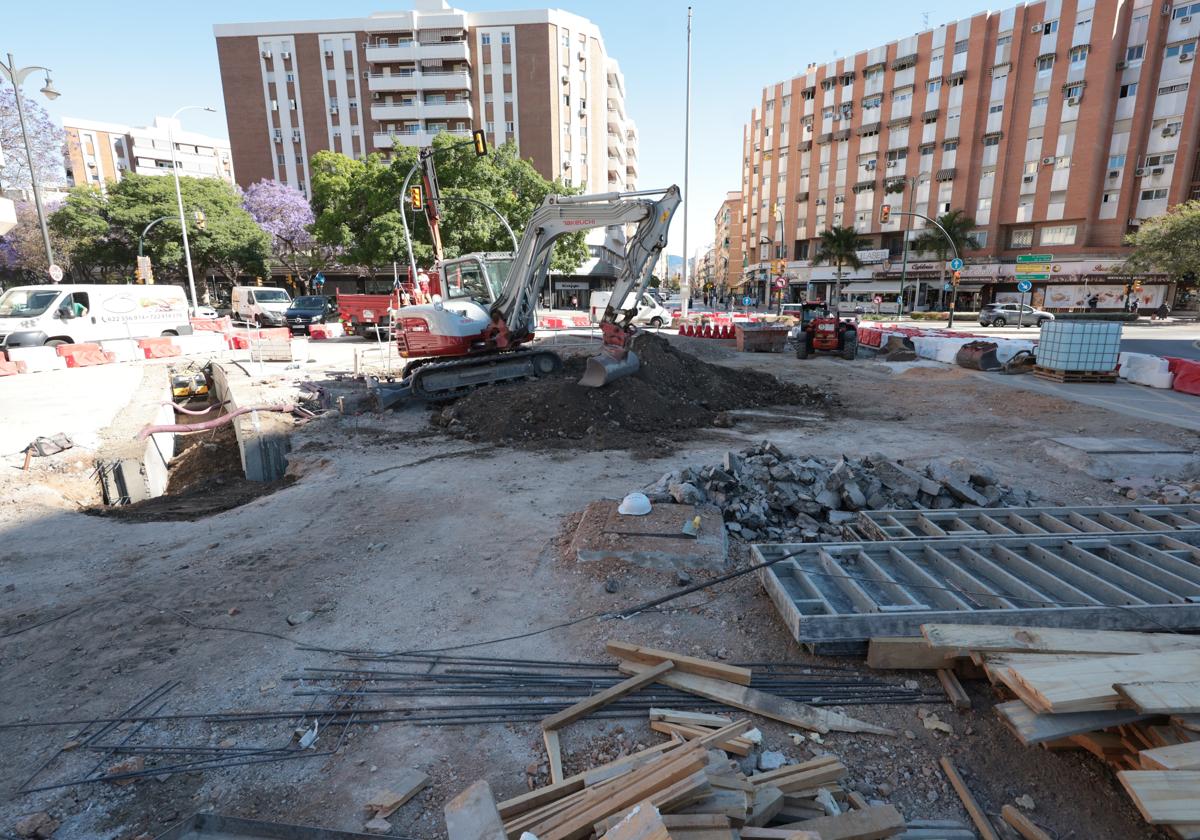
812, 225, 868, 312
911, 209, 981, 311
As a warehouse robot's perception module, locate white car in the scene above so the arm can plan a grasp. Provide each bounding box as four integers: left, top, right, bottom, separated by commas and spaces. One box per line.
191, 305, 219, 319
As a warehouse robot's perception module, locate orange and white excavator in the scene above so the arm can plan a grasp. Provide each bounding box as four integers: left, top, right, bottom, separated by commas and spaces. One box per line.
372, 185, 680, 408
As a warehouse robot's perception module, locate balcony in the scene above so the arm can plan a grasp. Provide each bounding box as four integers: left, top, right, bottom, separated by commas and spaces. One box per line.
365, 41, 418, 63
365, 38, 470, 64
418, 39, 470, 62
373, 127, 471, 150
371, 100, 472, 122
371, 102, 422, 120
368, 69, 471, 93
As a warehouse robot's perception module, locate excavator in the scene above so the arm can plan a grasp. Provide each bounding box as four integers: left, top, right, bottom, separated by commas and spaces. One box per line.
372, 185, 680, 409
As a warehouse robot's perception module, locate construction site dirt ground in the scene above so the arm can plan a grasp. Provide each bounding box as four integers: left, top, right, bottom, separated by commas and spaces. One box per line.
1, 333, 1195, 840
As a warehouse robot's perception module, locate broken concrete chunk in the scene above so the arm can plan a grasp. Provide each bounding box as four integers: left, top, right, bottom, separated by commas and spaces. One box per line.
669, 482, 706, 505
287, 610, 315, 626
363, 816, 393, 834
757, 750, 788, 770
105, 756, 144, 785
14, 812, 59, 839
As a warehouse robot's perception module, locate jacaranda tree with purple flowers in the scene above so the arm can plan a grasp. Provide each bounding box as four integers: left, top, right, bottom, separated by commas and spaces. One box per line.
243, 179, 336, 294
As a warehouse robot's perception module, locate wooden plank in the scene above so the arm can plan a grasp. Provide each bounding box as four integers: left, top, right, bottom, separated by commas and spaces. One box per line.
924, 624, 1200, 656
867, 636, 958, 670
937, 669, 971, 710
994, 699, 1150, 746
746, 786, 785, 827
542, 661, 674, 731
649, 720, 751, 756
1118, 771, 1200, 824
747, 756, 846, 793
445, 780, 506, 840
1116, 681, 1200, 714
618, 660, 894, 736
738, 828, 822, 840
602, 801, 670, 840
1141, 741, 1200, 771
939, 757, 1000, 840
544, 728, 565, 786
1000, 805, 1052, 840
365, 768, 431, 818
649, 708, 733, 728
1008, 650, 1200, 713
607, 641, 752, 685
776, 804, 905, 840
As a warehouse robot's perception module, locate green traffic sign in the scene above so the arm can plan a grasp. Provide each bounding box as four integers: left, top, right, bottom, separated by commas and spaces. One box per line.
1016, 254, 1053, 263
1017, 273, 1049, 280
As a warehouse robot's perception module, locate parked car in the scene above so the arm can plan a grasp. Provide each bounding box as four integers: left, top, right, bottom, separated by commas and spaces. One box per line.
588, 290, 671, 327
285, 295, 338, 334
231, 285, 291, 327
979, 302, 1055, 327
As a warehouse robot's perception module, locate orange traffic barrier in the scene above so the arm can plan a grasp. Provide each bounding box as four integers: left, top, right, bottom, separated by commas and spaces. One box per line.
54, 342, 102, 358
63, 350, 116, 368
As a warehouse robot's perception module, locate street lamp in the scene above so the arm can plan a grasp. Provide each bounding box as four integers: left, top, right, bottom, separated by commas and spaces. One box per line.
167, 105, 215, 311
0, 53, 60, 277
886, 174, 927, 317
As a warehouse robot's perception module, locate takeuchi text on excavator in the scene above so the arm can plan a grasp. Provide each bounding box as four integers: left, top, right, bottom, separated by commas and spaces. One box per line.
372, 183, 681, 409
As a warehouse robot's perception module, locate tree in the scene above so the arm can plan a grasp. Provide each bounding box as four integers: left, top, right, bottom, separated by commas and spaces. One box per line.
1, 199, 76, 281
812, 225, 867, 309
0, 87, 67, 193
243, 179, 337, 294
910, 209, 980, 308
310, 134, 589, 277
1126, 201, 1200, 286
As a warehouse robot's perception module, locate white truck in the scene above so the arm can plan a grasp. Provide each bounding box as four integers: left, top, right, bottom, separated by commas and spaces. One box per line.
0, 283, 191, 348
588, 290, 671, 328
231, 285, 292, 327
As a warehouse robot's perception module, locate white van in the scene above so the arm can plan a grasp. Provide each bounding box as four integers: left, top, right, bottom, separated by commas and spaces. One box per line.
231, 286, 292, 327
0, 284, 191, 348
589, 290, 671, 328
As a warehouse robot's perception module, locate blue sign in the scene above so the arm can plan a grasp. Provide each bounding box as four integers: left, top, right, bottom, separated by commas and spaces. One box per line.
949, 258, 964, 271
742, 296, 753, 306
313, 272, 326, 287
1017, 279, 1033, 293
944, 282, 954, 292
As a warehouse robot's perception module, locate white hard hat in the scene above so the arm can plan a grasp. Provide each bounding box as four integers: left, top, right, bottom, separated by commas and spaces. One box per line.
618, 492, 652, 516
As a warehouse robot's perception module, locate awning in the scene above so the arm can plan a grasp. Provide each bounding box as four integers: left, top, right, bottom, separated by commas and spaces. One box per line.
841, 281, 903, 294
955, 282, 986, 292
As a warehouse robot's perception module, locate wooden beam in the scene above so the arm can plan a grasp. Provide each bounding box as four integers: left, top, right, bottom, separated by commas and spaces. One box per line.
649, 720, 752, 756
937, 669, 971, 710
738, 828, 822, 840
541, 660, 674, 731
1140, 741, 1200, 770
994, 699, 1150, 746
445, 780, 506, 840
607, 641, 752, 685
1006, 650, 1200, 713
602, 801, 671, 840
618, 660, 894, 736
939, 757, 999, 840
921, 624, 1200, 656
1118, 770, 1200, 824
649, 708, 733, 728
866, 636, 959, 670
775, 804, 905, 839
999, 805, 1051, 840
1115, 680, 1200, 714
543, 728, 564, 786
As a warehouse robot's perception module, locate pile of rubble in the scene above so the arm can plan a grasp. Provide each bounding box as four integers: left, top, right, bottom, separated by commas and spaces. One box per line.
1113, 473, 1200, 505
645, 442, 1036, 542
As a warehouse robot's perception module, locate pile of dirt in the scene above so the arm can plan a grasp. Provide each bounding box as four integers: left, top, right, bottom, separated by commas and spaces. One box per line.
90, 413, 293, 522
432, 333, 831, 450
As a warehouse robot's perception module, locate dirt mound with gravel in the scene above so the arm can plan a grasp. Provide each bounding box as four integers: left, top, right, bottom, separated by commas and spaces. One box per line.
432, 332, 830, 450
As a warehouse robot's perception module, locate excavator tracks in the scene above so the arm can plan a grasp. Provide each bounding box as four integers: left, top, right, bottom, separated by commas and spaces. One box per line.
409, 349, 563, 400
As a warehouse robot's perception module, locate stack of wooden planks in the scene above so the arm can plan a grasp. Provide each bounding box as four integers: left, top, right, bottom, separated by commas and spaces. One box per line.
873, 623, 1200, 840
443, 642, 952, 840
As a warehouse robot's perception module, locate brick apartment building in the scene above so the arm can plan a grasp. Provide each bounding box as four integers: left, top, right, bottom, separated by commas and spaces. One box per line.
62, 117, 234, 190
212, 0, 638, 199
738, 0, 1194, 313
712, 190, 744, 298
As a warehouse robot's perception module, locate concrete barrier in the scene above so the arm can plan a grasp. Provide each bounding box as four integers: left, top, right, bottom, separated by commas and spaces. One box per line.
1119, 352, 1176, 389
99, 339, 141, 363
0, 359, 27, 376
170, 332, 227, 355
210, 363, 291, 482
63, 349, 117, 368
4, 346, 67, 373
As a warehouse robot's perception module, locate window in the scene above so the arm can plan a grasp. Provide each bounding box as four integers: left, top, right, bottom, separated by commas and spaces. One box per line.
505, 121, 514, 133
1119, 82, 1138, 98
1037, 55, 1055, 71
1102, 190, 1120, 204
997, 34, 1013, 46
974, 231, 989, 248
983, 135, 1001, 146
943, 139, 959, 151
1135, 13, 1149, 23
1024, 161, 1040, 174
865, 67, 884, 81
1010, 229, 1033, 247
486, 121, 495, 132
277, 153, 285, 165
561, 33, 569, 48
954, 39, 968, 54
927, 79, 942, 93
1065, 83, 1084, 99
1126, 45, 1145, 62
1166, 41, 1197, 58
859, 127, 879, 138
1142, 188, 1169, 200
893, 87, 913, 102
1160, 82, 1190, 95
1039, 224, 1077, 245
501, 32, 511, 45
481, 33, 491, 45
1043, 20, 1058, 34
1108, 153, 1127, 169
1172, 2, 1200, 18
948, 75, 965, 87
923, 113, 939, 124
988, 103, 1004, 114
288, 99, 297, 110
1146, 153, 1177, 165
862, 94, 882, 108
1069, 45, 1089, 64
886, 148, 908, 162
1054, 155, 1071, 169
270, 99, 279, 111
920, 145, 934, 156
1032, 95, 1049, 107
286, 72, 295, 83
1077, 17, 1092, 27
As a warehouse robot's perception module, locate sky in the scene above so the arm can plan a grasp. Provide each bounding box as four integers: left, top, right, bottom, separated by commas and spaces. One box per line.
4, 0, 975, 263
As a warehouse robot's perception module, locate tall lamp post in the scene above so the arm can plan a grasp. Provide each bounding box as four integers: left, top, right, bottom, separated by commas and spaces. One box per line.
887, 174, 924, 317
167, 105, 215, 311
0, 54, 60, 275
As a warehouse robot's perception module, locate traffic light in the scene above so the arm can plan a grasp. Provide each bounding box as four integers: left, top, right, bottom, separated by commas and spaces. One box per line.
409, 186, 423, 211
952, 270, 961, 285
193, 210, 207, 231
879, 204, 891, 224
472, 128, 488, 157
1133, 280, 1144, 291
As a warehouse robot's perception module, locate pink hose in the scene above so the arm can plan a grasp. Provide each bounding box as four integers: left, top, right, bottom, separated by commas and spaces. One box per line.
162, 401, 228, 416
139, 404, 293, 439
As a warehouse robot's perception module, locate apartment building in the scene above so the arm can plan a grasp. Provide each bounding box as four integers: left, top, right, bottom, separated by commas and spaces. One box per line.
62, 117, 234, 190
739, 0, 1188, 312
712, 190, 744, 296
212, 0, 638, 198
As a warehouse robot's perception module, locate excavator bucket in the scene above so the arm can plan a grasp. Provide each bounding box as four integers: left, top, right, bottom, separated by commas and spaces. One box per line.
579, 349, 640, 388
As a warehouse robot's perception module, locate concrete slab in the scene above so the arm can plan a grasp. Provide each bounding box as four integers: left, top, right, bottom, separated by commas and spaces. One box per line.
570, 500, 728, 573
0, 363, 144, 455
1041, 435, 1199, 479
211, 362, 293, 482
95, 366, 176, 504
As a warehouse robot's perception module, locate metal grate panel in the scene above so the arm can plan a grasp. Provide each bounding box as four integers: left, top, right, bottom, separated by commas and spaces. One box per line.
857, 504, 1200, 541
755, 531, 1200, 652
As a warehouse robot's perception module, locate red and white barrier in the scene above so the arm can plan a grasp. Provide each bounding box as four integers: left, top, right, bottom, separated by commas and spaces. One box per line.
1167, 357, 1200, 397
138, 337, 182, 359
0, 359, 27, 376
99, 339, 141, 363
4, 346, 67, 372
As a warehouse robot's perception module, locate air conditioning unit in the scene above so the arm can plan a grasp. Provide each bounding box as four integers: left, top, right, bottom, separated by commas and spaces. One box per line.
292, 131, 301, 141
579, 108, 587, 117
325, 49, 334, 57
886, 161, 898, 169
1030, 22, 1043, 32
815, 198, 827, 205
561, 74, 569, 84
1040, 156, 1054, 165
1185, 15, 1194, 22
372, 92, 383, 100
562, 160, 571, 168
1183, 53, 1195, 61
1108, 169, 1121, 178
577, 51, 586, 60
1067, 96, 1080, 105
280, 51, 292, 60
363, 71, 370, 79
805, 124, 813, 133
330, 106, 339, 114
834, 195, 844, 203
1022, 174, 1035, 183
272, 130, 282, 141
1135, 166, 1147, 176
1162, 127, 1178, 137
261, 50, 273, 59
1116, 61, 1126, 70
1151, 166, 1166, 175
